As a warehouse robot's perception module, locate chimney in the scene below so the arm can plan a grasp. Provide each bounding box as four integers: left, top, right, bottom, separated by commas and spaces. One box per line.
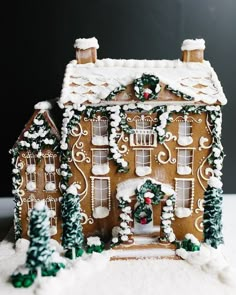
181, 39, 205, 62
74, 37, 99, 64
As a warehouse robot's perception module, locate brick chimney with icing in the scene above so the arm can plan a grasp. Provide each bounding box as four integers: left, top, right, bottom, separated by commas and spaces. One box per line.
74, 37, 99, 64
181, 39, 205, 62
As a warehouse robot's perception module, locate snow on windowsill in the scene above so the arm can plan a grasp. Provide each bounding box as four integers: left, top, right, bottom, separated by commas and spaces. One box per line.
175, 207, 192, 218
92, 164, 110, 175
92, 136, 109, 146
93, 206, 109, 219
135, 166, 152, 177
177, 136, 193, 146
177, 166, 192, 175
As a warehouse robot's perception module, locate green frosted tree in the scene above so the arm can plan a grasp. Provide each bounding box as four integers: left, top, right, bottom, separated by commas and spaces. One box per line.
26, 200, 53, 270
61, 184, 84, 259
11, 200, 65, 288
203, 186, 224, 248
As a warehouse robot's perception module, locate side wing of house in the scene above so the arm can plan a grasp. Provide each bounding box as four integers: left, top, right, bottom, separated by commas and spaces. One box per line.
10, 108, 62, 241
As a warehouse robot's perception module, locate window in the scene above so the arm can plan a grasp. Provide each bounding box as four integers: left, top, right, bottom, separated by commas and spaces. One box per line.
25, 154, 36, 192
92, 149, 109, 175
44, 154, 56, 191
175, 178, 194, 218
177, 148, 194, 175
91, 177, 111, 219
135, 149, 152, 177
92, 119, 108, 146
130, 120, 157, 146
178, 121, 193, 146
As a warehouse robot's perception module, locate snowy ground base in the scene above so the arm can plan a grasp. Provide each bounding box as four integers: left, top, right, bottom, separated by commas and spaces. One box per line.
0, 237, 235, 295
0, 195, 236, 295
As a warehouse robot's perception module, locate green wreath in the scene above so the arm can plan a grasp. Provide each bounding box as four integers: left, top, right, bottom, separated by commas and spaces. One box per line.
134, 204, 152, 225
136, 180, 164, 205
134, 74, 161, 101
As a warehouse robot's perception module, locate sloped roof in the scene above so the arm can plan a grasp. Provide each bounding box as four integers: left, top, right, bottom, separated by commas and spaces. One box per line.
59, 59, 227, 107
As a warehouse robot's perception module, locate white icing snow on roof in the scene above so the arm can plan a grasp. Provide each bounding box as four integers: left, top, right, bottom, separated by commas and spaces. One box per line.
59, 58, 227, 106
181, 39, 206, 51
34, 101, 52, 110
74, 37, 99, 50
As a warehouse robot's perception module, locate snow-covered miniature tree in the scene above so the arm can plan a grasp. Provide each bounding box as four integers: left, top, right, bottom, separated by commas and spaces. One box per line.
61, 184, 84, 259
203, 185, 224, 248
26, 200, 53, 271
11, 200, 65, 288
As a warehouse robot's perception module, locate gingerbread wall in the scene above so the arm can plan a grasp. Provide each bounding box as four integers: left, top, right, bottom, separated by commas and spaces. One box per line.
67, 109, 212, 242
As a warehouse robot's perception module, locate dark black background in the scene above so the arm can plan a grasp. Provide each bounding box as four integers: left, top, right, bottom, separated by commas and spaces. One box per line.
2, 0, 236, 196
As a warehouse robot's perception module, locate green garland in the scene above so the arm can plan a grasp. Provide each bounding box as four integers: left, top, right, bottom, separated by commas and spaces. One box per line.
166, 85, 194, 101
105, 85, 127, 101
134, 74, 161, 101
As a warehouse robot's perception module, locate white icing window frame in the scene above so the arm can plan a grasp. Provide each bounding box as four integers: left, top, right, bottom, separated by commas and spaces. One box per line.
24, 153, 37, 192
176, 147, 195, 175
91, 148, 110, 175
43, 153, 57, 192
134, 148, 153, 177
91, 115, 108, 146
90, 176, 111, 219
174, 178, 194, 218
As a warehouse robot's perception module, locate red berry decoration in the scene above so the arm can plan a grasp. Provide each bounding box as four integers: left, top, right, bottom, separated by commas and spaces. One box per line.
140, 217, 147, 225
143, 92, 150, 99
145, 197, 152, 205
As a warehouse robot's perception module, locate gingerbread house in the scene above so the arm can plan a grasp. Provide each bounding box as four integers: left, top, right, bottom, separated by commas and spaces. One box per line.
10, 38, 226, 254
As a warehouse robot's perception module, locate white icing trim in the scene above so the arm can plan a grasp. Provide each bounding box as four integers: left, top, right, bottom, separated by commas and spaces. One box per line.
74, 37, 99, 50
181, 39, 205, 51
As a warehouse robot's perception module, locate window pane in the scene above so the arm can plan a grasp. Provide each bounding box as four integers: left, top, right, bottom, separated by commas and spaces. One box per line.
136, 150, 150, 167
136, 121, 151, 129
93, 150, 108, 165
93, 121, 108, 137
179, 121, 191, 137
176, 180, 192, 208
178, 149, 191, 166
94, 179, 109, 207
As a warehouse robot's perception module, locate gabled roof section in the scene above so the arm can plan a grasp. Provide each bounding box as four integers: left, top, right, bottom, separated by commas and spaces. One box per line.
59, 59, 227, 107
11, 106, 60, 156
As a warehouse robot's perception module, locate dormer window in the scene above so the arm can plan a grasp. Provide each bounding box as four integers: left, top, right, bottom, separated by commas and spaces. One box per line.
25, 154, 36, 192
178, 121, 193, 146
92, 117, 108, 146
